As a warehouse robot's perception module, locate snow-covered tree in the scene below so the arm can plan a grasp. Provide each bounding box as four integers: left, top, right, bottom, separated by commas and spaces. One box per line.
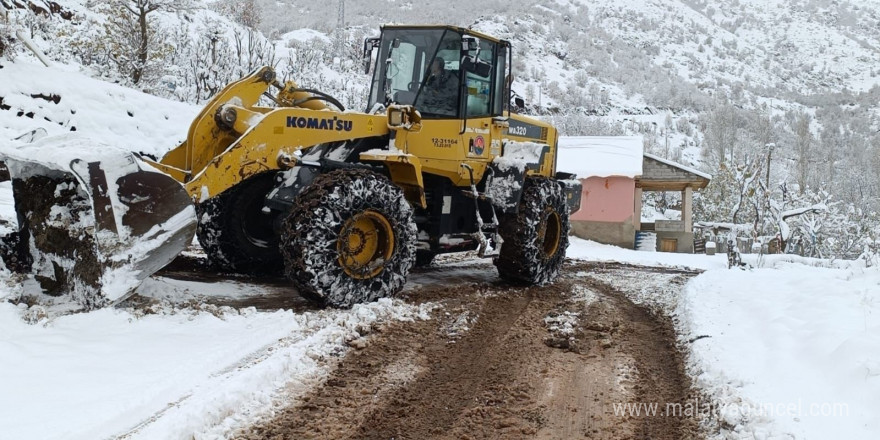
212, 0, 262, 29
96, 0, 193, 85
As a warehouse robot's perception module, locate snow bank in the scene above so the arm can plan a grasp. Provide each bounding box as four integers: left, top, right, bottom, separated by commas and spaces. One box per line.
557, 136, 644, 178
0, 295, 433, 440
0, 61, 197, 157
677, 266, 880, 439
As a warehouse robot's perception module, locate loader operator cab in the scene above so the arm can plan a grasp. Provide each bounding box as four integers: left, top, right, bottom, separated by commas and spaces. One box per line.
365, 26, 509, 119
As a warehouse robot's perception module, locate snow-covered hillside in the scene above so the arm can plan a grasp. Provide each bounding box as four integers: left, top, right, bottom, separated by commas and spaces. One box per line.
261, 0, 880, 103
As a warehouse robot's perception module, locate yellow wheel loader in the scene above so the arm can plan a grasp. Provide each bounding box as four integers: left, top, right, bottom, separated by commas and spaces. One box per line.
0, 25, 582, 308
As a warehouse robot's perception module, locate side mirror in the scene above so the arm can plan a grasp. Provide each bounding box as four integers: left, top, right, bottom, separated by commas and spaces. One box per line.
461, 36, 479, 53
473, 60, 491, 77
461, 56, 492, 78
362, 37, 379, 74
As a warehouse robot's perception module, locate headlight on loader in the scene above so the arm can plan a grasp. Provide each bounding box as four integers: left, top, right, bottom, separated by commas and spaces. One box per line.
386, 105, 421, 131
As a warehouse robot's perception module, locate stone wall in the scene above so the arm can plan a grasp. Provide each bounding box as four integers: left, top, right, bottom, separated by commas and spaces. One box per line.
571, 219, 636, 249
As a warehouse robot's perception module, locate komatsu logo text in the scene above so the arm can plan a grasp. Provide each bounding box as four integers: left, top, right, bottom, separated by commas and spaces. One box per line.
286, 116, 353, 131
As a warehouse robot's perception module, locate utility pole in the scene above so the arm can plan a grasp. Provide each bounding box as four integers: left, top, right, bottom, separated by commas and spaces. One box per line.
765, 143, 775, 189
762, 142, 775, 252
335, 0, 345, 62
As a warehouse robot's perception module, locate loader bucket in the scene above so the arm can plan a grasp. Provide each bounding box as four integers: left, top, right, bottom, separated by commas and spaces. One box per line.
0, 135, 197, 309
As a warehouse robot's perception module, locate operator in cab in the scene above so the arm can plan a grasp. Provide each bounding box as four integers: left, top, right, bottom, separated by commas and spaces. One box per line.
420, 57, 459, 116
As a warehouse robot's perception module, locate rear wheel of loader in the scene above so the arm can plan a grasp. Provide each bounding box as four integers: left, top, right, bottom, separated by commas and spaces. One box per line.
196, 172, 282, 274
495, 177, 570, 285
281, 169, 417, 308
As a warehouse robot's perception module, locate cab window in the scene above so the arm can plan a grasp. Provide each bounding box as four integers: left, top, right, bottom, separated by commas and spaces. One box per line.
413, 32, 463, 118
464, 39, 497, 118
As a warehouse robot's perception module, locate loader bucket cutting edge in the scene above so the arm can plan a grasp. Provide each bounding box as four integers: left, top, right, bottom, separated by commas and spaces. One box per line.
2, 149, 196, 309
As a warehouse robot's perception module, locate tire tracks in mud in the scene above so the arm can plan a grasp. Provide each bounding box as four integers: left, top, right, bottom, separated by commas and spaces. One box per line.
237, 263, 702, 440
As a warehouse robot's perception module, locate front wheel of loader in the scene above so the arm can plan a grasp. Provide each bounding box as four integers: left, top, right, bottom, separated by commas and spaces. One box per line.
281, 169, 417, 308
494, 177, 570, 285
196, 172, 282, 274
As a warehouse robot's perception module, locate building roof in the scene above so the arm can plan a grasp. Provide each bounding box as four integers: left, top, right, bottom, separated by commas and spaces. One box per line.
639, 153, 712, 191
556, 136, 644, 178
643, 152, 712, 180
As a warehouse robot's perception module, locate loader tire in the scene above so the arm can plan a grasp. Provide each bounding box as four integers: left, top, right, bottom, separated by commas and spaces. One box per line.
196, 173, 282, 274
495, 177, 570, 285
281, 169, 417, 308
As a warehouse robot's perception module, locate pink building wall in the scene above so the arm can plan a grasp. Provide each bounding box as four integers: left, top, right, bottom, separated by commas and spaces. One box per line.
570, 176, 635, 222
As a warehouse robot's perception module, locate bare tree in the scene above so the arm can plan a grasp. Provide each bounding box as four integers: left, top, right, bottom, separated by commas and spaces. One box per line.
703, 100, 741, 166
99, 0, 192, 84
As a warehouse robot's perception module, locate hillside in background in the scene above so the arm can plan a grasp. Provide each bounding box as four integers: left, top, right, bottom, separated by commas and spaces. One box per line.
2, 0, 879, 257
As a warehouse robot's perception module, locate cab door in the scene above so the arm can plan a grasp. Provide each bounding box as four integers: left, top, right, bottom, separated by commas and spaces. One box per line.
400, 35, 506, 186
460, 38, 506, 171
461, 61, 494, 163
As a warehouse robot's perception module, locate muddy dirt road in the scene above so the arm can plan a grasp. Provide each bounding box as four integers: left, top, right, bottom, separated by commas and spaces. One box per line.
214, 258, 703, 440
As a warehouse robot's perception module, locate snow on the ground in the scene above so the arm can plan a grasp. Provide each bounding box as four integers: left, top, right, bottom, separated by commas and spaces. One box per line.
0, 281, 434, 440
138, 275, 281, 301
568, 236, 728, 271
570, 236, 880, 439
677, 265, 880, 439
0, 52, 874, 440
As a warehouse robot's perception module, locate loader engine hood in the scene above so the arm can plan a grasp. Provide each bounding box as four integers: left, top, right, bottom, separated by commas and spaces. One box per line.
0, 134, 197, 309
